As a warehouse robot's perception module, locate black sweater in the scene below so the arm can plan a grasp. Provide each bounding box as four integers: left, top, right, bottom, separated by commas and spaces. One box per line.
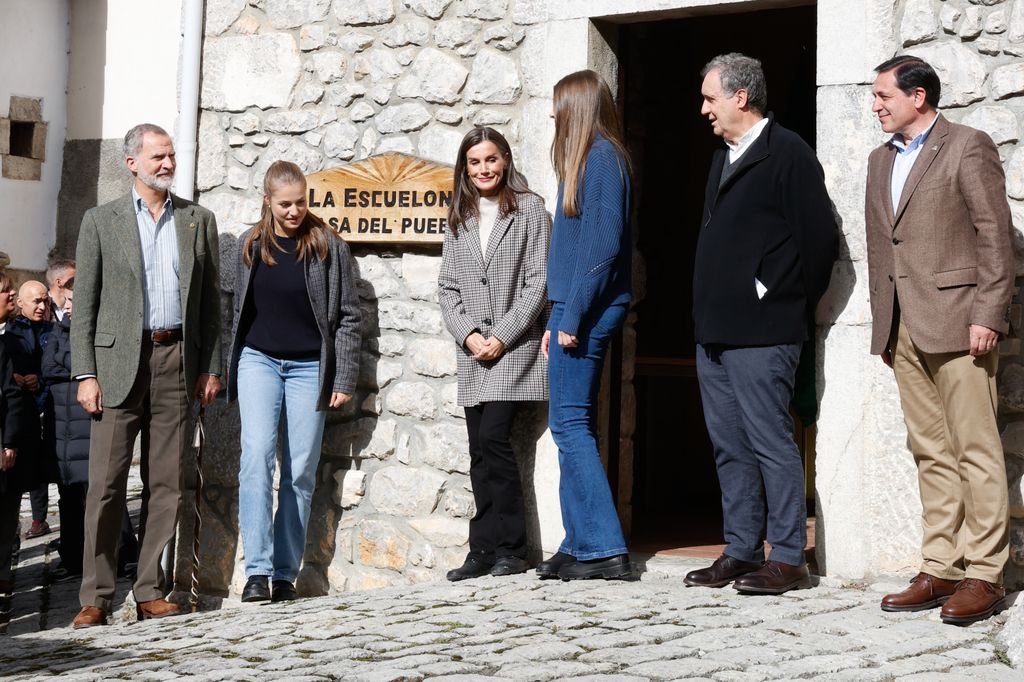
693, 115, 839, 346
242, 237, 321, 359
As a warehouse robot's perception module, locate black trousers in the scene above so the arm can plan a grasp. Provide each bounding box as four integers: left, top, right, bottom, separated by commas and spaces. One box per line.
465, 401, 526, 561
29, 485, 48, 522
58, 481, 138, 575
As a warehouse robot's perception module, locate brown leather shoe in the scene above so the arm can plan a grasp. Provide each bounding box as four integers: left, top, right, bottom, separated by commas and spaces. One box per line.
732, 560, 811, 594
136, 598, 181, 621
72, 606, 108, 629
684, 554, 763, 588
880, 572, 958, 612
25, 520, 50, 539
940, 578, 1006, 625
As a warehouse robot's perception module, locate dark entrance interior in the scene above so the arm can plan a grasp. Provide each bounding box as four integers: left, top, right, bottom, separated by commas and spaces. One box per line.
619, 4, 818, 554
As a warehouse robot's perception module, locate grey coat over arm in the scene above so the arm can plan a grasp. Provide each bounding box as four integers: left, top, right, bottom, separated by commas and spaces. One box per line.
439, 191, 551, 407
227, 227, 362, 411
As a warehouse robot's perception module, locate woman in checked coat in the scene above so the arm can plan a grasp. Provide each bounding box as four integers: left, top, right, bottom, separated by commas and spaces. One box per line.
438, 126, 551, 581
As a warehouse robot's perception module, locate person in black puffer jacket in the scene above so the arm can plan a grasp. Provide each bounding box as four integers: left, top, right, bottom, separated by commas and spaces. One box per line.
42, 280, 138, 579
0, 325, 25, 593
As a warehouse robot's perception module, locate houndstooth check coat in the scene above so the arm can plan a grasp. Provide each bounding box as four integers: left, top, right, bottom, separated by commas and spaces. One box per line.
438, 191, 551, 407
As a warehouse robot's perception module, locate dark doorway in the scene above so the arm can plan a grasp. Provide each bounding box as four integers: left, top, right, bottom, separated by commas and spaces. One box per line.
620, 4, 818, 554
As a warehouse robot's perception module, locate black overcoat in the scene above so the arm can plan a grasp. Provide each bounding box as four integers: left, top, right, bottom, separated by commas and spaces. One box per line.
693, 115, 839, 346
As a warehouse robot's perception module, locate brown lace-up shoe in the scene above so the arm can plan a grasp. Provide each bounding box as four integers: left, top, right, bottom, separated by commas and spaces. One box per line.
72, 606, 108, 629
136, 598, 181, 621
732, 560, 811, 594
880, 572, 958, 612
940, 578, 1006, 625
684, 554, 762, 588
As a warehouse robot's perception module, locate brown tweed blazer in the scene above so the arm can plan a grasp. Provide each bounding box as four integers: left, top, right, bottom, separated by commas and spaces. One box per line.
865, 114, 1015, 355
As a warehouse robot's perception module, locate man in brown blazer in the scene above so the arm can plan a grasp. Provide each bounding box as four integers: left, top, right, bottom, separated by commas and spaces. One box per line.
865, 55, 1015, 625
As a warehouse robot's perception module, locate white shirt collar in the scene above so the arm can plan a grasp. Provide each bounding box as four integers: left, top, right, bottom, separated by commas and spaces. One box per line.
132, 186, 172, 214
726, 117, 770, 158
889, 113, 940, 153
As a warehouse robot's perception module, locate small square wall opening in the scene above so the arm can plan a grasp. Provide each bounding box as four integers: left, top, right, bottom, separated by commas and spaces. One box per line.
9, 121, 34, 158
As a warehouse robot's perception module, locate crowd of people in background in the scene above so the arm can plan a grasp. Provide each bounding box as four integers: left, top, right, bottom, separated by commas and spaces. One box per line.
0, 261, 140, 594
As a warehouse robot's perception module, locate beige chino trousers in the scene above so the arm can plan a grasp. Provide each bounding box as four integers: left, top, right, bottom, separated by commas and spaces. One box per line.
892, 318, 1009, 584
80, 338, 187, 611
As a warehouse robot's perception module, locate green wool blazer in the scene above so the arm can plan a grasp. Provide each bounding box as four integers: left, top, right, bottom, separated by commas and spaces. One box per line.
71, 192, 223, 408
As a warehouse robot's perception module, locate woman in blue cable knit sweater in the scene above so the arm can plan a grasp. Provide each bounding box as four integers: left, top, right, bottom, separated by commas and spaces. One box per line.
536, 70, 633, 582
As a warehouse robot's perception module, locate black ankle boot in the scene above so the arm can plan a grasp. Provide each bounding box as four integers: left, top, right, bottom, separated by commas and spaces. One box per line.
271, 580, 297, 602
446, 556, 494, 582
558, 554, 633, 581
242, 575, 271, 602
535, 552, 574, 579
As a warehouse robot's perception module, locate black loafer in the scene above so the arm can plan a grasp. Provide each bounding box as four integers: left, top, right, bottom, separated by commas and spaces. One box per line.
559, 554, 633, 581
536, 552, 575, 579
242, 575, 271, 602
446, 556, 494, 582
684, 554, 763, 588
491, 556, 530, 576
271, 580, 297, 602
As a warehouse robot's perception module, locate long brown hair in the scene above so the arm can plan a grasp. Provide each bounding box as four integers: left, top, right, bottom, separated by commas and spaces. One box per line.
551, 70, 631, 217
447, 127, 534, 236
244, 160, 332, 267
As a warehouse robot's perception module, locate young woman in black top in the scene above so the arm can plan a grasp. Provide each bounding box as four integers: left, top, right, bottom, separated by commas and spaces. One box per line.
228, 161, 361, 603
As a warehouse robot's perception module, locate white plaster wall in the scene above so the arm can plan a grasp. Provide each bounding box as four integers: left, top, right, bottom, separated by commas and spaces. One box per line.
0, 0, 69, 272
67, 0, 183, 141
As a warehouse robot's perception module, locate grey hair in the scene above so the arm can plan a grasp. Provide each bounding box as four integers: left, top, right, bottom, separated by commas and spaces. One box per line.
123, 123, 170, 158
45, 258, 75, 287
701, 53, 768, 115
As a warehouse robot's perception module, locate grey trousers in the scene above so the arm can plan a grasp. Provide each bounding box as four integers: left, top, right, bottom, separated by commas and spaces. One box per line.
80, 338, 186, 611
696, 342, 806, 566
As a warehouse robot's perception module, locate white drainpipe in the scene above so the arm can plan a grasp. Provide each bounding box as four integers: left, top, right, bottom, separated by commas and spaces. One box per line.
164, 0, 205, 588
175, 0, 205, 201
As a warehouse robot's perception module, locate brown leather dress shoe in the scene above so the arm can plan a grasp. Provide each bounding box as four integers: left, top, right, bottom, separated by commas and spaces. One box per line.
684, 554, 763, 588
72, 606, 108, 629
136, 598, 181, 621
940, 578, 1006, 625
732, 560, 811, 594
880, 572, 958, 612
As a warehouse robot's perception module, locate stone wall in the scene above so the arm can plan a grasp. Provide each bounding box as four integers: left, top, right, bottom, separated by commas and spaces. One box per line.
182, 0, 554, 598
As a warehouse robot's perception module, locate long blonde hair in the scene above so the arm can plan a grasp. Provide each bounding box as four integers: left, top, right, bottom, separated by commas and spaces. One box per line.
550, 70, 631, 217
244, 160, 332, 267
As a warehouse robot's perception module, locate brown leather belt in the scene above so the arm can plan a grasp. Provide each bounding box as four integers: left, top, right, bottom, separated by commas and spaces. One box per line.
146, 328, 183, 344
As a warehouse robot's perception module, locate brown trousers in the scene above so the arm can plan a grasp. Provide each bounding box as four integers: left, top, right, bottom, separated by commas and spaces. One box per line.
80, 338, 187, 610
892, 319, 1009, 584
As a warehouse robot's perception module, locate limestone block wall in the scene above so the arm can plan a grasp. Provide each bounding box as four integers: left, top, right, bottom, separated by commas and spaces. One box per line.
184, 0, 557, 597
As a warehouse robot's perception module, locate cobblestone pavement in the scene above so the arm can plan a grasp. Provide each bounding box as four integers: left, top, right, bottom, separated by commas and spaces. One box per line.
0, 540, 1021, 681
0, 467, 1019, 680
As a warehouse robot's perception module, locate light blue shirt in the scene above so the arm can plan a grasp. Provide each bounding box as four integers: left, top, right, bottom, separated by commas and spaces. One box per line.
889, 113, 940, 214
132, 187, 182, 330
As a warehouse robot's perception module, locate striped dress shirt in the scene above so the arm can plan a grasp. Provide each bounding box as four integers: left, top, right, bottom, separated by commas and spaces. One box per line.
132, 188, 182, 330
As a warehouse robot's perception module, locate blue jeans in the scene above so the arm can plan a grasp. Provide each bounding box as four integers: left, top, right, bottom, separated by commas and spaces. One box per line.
548, 302, 628, 561
237, 347, 326, 582
696, 343, 806, 566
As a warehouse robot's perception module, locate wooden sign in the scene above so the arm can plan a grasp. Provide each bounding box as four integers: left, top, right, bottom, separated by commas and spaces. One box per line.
306, 153, 453, 243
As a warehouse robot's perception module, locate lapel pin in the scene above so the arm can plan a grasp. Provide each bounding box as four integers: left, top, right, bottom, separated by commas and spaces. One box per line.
189, 222, 196, 229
